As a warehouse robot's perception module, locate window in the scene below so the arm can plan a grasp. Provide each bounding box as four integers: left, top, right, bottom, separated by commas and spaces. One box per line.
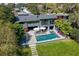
41, 19, 48, 25
50, 19, 54, 24
27, 21, 39, 24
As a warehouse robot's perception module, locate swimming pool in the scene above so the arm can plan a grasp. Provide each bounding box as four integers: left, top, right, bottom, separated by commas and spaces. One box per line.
36, 32, 59, 43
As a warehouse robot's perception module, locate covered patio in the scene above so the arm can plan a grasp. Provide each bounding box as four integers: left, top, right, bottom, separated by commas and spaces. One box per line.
33, 26, 55, 36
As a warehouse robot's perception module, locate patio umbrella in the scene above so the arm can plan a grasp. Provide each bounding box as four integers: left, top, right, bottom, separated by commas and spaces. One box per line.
40, 27, 46, 30
33, 27, 40, 31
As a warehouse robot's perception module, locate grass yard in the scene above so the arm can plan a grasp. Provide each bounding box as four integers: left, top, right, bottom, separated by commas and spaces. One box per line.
36, 39, 79, 56
20, 47, 31, 56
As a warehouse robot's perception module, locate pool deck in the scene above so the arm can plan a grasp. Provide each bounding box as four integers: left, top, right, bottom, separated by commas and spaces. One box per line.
28, 35, 37, 44
53, 30, 65, 39
27, 29, 65, 44
35, 30, 50, 36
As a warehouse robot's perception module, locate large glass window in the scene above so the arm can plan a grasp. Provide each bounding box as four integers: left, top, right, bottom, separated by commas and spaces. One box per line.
50, 19, 54, 24
27, 21, 39, 26
41, 19, 49, 25
27, 21, 39, 24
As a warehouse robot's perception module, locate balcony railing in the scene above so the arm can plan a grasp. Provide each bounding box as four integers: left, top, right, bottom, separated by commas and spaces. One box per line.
27, 23, 39, 27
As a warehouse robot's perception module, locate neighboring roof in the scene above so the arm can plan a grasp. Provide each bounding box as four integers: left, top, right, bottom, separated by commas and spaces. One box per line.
38, 14, 57, 20
56, 13, 69, 16
14, 8, 20, 11
23, 8, 31, 14
18, 11, 27, 15
15, 7, 33, 15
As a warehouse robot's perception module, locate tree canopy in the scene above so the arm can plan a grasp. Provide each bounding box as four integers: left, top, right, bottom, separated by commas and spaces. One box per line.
0, 20, 18, 55
13, 23, 24, 44
70, 29, 79, 42
55, 19, 73, 35
0, 5, 15, 23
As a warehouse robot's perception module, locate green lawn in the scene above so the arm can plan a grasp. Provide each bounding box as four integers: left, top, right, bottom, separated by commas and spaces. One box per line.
36, 39, 79, 56
20, 47, 31, 56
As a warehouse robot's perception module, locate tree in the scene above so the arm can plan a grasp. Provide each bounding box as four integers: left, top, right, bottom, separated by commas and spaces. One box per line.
74, 4, 79, 13
13, 23, 24, 44
69, 12, 79, 29
71, 20, 78, 29
55, 19, 73, 35
26, 3, 40, 14
0, 20, 18, 55
0, 5, 15, 23
15, 3, 26, 8
0, 4, 25, 56
70, 29, 79, 42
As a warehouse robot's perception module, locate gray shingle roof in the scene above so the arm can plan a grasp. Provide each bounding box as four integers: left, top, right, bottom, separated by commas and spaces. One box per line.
17, 15, 39, 22
17, 14, 57, 22
38, 14, 57, 19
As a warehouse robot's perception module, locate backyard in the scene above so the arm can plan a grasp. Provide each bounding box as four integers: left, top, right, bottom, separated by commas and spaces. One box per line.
20, 47, 32, 56
36, 39, 79, 56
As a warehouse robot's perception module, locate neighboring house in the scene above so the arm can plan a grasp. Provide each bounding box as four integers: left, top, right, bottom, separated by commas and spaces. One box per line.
15, 8, 69, 31
14, 7, 33, 15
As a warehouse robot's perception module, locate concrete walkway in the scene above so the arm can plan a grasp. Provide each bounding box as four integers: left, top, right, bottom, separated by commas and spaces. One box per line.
28, 34, 38, 56
29, 44, 38, 56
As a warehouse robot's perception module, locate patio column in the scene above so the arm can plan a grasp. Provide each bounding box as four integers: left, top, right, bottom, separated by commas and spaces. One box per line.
39, 20, 41, 27
47, 26, 50, 34
48, 20, 50, 31
48, 26, 50, 31
53, 24, 55, 30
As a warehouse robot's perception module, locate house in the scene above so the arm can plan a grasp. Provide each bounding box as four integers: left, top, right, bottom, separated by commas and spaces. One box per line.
15, 9, 69, 31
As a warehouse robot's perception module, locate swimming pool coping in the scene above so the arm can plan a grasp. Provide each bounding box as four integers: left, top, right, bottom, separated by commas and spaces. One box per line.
35, 31, 65, 43
27, 30, 66, 45
36, 36, 65, 43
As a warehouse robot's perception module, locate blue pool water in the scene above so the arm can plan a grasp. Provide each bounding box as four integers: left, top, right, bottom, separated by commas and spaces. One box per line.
36, 32, 59, 42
